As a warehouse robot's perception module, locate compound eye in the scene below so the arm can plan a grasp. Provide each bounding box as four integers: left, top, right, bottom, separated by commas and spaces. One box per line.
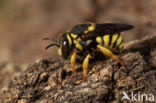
62, 41, 69, 59
62, 41, 68, 50
63, 41, 67, 46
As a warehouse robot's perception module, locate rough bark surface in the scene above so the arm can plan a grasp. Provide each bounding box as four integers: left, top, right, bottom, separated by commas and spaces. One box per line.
1, 35, 156, 103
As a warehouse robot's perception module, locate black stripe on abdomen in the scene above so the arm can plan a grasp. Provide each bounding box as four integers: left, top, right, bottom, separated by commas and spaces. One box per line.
112, 33, 120, 49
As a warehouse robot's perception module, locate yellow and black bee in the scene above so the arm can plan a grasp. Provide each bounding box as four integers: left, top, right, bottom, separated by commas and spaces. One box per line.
44, 22, 133, 82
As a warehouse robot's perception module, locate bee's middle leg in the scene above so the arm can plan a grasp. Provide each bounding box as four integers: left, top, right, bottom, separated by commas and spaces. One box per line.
82, 54, 91, 82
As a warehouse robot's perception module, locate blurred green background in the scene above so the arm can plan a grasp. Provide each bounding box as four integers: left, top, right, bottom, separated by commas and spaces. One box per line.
0, 0, 155, 65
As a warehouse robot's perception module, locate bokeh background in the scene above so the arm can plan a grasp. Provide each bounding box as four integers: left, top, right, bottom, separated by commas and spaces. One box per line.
0, 0, 156, 92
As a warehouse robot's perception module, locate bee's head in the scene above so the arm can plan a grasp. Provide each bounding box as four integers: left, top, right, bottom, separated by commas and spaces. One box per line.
58, 32, 73, 59
44, 32, 73, 59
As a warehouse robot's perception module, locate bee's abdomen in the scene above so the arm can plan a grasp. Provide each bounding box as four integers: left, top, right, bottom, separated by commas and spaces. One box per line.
96, 33, 123, 51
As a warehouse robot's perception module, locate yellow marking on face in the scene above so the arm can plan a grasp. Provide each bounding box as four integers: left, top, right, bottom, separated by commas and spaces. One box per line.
71, 33, 77, 39
58, 48, 62, 56
103, 35, 110, 47
96, 36, 102, 44
116, 36, 122, 46
67, 34, 72, 45
111, 34, 118, 47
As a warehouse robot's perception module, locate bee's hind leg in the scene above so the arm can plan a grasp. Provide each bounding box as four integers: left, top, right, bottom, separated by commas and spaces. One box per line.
97, 45, 125, 67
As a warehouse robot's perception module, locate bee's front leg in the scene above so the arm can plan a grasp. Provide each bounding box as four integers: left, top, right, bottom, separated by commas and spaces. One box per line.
70, 52, 77, 75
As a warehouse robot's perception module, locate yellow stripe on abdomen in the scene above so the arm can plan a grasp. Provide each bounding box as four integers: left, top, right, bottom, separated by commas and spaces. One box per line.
97, 33, 123, 52
110, 34, 118, 48
96, 36, 102, 44
103, 35, 110, 47
119, 42, 124, 50
116, 36, 122, 46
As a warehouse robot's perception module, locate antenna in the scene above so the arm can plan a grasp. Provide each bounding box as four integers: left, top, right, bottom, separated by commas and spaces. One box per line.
43, 37, 59, 50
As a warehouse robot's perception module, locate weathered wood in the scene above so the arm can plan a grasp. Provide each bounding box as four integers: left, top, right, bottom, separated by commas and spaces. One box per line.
1, 35, 156, 103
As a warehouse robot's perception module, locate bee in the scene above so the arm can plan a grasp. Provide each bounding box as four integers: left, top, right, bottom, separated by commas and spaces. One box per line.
44, 22, 133, 82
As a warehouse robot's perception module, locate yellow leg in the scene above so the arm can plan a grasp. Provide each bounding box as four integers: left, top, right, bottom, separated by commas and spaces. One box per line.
82, 54, 91, 82
71, 52, 77, 75
97, 45, 125, 67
